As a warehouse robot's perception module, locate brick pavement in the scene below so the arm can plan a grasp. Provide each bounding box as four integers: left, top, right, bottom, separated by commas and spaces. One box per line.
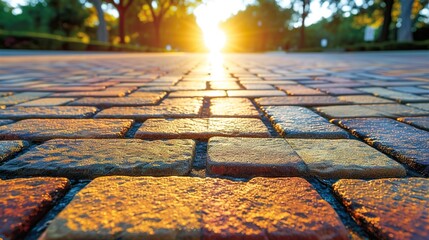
0, 52, 428, 239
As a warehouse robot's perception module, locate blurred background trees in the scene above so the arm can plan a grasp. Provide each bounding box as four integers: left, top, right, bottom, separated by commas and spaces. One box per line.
0, 0, 428, 51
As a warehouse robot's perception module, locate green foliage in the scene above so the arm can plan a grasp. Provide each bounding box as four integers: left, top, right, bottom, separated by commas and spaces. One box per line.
0, 0, 89, 37
222, 0, 293, 52
0, 30, 154, 51
344, 40, 429, 51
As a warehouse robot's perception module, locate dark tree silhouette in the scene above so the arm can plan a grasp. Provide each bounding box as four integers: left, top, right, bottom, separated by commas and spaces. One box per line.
105, 0, 135, 44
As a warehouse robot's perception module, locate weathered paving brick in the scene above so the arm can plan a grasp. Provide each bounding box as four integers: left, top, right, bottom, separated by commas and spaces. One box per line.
333, 118, 429, 175
210, 81, 241, 90
287, 139, 406, 178
0, 177, 70, 240
388, 86, 429, 94
69, 96, 163, 107
256, 96, 344, 106
169, 90, 226, 97
95, 104, 201, 119
316, 105, 385, 118
0, 140, 28, 163
408, 103, 429, 111
357, 87, 429, 103
160, 97, 203, 106
51, 88, 135, 97
364, 104, 429, 117
40, 177, 348, 240
397, 116, 429, 131
0, 92, 51, 106
276, 85, 325, 95
0, 139, 195, 179
227, 90, 286, 97
0, 119, 133, 141
207, 137, 307, 177
0, 120, 13, 126
263, 106, 349, 138
333, 178, 429, 240
337, 95, 395, 104
135, 118, 269, 139
17, 98, 75, 106
319, 87, 363, 95
0, 92, 13, 97
210, 98, 259, 117
0, 106, 97, 119
127, 91, 167, 98
242, 83, 275, 90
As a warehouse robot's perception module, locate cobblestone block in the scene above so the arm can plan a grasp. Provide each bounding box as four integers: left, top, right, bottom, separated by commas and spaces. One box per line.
0, 92, 51, 106
364, 104, 429, 117
319, 87, 363, 95
357, 87, 429, 103
0, 139, 195, 179
242, 83, 275, 90
316, 105, 385, 118
17, 98, 75, 106
210, 81, 241, 90
287, 139, 406, 178
0, 177, 69, 240
135, 118, 269, 139
0, 140, 28, 163
0, 106, 97, 119
0, 120, 13, 126
337, 95, 395, 104
207, 137, 307, 177
333, 118, 429, 175
169, 91, 226, 97
96, 104, 202, 120
397, 116, 429, 130
333, 178, 429, 240
256, 96, 344, 106
276, 85, 325, 95
41, 177, 348, 240
408, 103, 429, 111
0, 119, 133, 140
227, 90, 286, 97
263, 106, 349, 138
210, 98, 259, 117
69, 95, 164, 107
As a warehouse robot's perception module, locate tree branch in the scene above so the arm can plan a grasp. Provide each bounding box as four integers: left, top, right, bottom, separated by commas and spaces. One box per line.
145, 0, 158, 21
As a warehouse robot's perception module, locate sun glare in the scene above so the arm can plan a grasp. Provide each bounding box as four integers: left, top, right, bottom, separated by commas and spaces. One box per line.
195, 1, 235, 53
203, 28, 227, 53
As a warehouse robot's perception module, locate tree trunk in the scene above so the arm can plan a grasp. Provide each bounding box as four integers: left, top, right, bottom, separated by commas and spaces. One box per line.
118, 6, 126, 44
379, 0, 394, 42
299, 0, 308, 49
398, 0, 414, 42
93, 0, 109, 42
154, 20, 161, 48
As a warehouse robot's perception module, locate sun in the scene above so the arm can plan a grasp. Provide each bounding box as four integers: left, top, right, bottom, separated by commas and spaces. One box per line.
194, 1, 230, 53
203, 27, 227, 53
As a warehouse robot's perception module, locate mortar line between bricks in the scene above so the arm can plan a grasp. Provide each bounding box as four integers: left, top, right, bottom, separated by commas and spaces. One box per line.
24, 182, 89, 240
249, 99, 280, 138
310, 178, 372, 240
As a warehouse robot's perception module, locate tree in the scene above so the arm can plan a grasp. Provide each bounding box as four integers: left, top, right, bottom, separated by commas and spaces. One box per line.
299, 0, 310, 49
47, 0, 89, 36
138, 0, 198, 48
379, 0, 395, 41
104, 0, 134, 44
92, 0, 109, 42
223, 0, 292, 51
